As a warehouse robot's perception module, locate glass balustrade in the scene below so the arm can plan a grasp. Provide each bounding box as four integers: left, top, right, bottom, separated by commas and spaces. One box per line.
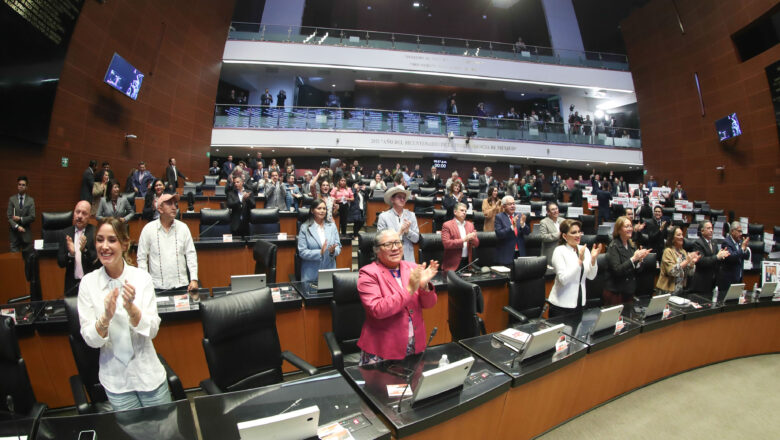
227, 23, 629, 71
213, 105, 641, 149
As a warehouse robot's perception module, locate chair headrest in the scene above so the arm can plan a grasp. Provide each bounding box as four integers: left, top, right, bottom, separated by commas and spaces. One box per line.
42, 211, 73, 230
414, 196, 434, 206
200, 209, 230, 224
475, 231, 497, 246
333, 272, 360, 303
511, 256, 547, 281
747, 224, 764, 236
419, 233, 443, 250
250, 208, 280, 224
446, 271, 483, 313
201, 289, 274, 343
358, 232, 376, 251
253, 240, 277, 260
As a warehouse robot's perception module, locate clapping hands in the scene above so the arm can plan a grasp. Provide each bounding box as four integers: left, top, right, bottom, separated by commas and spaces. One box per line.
408, 260, 439, 294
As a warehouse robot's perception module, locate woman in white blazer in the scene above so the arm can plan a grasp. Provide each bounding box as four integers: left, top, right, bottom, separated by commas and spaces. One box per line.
548, 219, 601, 318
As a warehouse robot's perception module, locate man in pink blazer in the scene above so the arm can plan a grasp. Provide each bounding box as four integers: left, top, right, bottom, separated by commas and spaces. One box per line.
441, 202, 480, 272
357, 229, 440, 364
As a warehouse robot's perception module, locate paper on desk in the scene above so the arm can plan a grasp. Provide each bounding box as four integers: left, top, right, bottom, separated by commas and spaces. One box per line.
386, 384, 413, 397
317, 422, 355, 440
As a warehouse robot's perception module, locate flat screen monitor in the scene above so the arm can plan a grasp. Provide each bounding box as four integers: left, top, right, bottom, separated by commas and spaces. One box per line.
715, 113, 742, 141
103, 53, 144, 100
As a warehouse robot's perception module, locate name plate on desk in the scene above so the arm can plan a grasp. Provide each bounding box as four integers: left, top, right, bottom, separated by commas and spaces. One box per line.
277, 232, 288, 240
517, 204, 531, 214
34, 239, 44, 250
173, 294, 190, 310
222, 234, 232, 242
675, 200, 693, 212
567, 207, 583, 218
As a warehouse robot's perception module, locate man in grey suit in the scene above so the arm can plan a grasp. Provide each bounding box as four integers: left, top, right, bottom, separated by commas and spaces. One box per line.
376, 186, 419, 262
7, 176, 35, 256
478, 167, 498, 193
264, 170, 287, 210
538, 201, 564, 264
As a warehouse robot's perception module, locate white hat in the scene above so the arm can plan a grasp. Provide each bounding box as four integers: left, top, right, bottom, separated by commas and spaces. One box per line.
383, 185, 411, 206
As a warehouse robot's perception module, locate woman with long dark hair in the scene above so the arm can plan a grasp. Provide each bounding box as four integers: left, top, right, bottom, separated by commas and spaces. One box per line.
297, 199, 341, 283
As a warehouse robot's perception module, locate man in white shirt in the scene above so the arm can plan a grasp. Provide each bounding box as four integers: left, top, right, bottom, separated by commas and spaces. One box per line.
538, 201, 565, 265
137, 193, 199, 296
376, 186, 419, 262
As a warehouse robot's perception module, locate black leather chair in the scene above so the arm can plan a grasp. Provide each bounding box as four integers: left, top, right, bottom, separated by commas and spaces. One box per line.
63, 298, 185, 414
296, 207, 309, 233
413, 196, 435, 214
558, 202, 572, 216
693, 200, 707, 209
585, 254, 607, 308
540, 192, 555, 201
530, 201, 544, 216
324, 272, 365, 372
199, 209, 231, 238
524, 233, 542, 257
683, 238, 697, 253
204, 175, 219, 186
612, 204, 626, 219
472, 197, 485, 212
635, 253, 658, 298
446, 271, 485, 341
662, 207, 675, 220
580, 234, 597, 248
24, 252, 42, 302
418, 187, 437, 197
199, 289, 317, 394
467, 189, 480, 198
419, 233, 444, 264
432, 209, 447, 232
471, 211, 485, 231
709, 209, 724, 221
252, 240, 278, 283
357, 232, 376, 268
504, 256, 548, 325
748, 241, 764, 266
41, 211, 72, 244
579, 214, 596, 235
473, 231, 498, 267
747, 224, 764, 241
0, 316, 46, 431
249, 208, 281, 236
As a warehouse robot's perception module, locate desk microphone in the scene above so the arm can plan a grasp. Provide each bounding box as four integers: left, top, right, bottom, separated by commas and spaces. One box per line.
197, 221, 221, 240
417, 221, 430, 230
455, 258, 481, 274
396, 326, 437, 413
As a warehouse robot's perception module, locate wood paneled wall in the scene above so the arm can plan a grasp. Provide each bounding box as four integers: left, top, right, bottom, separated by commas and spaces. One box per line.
0, 0, 235, 251
622, 0, 780, 227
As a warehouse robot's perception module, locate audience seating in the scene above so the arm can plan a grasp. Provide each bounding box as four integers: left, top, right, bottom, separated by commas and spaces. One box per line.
747, 224, 763, 241
252, 240, 278, 283
41, 211, 72, 244
530, 201, 544, 216
357, 232, 376, 268
413, 196, 435, 214
419, 233, 444, 264
0, 315, 47, 431
504, 256, 548, 325
418, 187, 437, 197
63, 298, 185, 414
558, 202, 571, 216
214, 185, 226, 196
473, 231, 498, 267
748, 240, 764, 267
324, 272, 364, 372
203, 175, 219, 186
524, 233, 542, 257
586, 254, 607, 308
579, 214, 596, 235
199, 209, 231, 238
199, 289, 317, 394
471, 211, 485, 231
540, 192, 555, 201
709, 209, 724, 220
432, 209, 447, 232
248, 208, 281, 236
635, 253, 658, 297
580, 234, 597, 248
446, 271, 486, 341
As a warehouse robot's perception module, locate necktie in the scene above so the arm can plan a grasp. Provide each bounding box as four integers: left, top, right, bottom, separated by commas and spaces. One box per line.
74, 229, 84, 279
108, 279, 134, 365
513, 215, 519, 251
19, 196, 23, 210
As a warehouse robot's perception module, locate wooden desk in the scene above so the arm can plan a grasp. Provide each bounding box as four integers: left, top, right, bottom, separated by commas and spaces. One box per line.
366, 200, 385, 226
0, 252, 29, 302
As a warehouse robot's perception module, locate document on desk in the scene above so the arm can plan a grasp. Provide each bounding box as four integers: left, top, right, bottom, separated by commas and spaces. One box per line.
494, 328, 530, 351
386, 384, 413, 397
318, 422, 355, 440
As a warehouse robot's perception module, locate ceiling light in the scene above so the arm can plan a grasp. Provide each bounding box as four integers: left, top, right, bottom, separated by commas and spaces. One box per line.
482, 15, 487, 19
332, 84, 336, 87
413, 2, 420, 7
520, 93, 525, 96
367, 5, 372, 10
594, 110, 604, 118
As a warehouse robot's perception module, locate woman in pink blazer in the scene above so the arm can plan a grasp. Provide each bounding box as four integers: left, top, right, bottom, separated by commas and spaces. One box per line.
357, 229, 439, 364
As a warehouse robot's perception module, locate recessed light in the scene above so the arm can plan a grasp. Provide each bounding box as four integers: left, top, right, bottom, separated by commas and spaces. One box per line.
520, 93, 525, 96
482, 15, 487, 19
413, 2, 420, 7
332, 84, 336, 87
367, 5, 372, 10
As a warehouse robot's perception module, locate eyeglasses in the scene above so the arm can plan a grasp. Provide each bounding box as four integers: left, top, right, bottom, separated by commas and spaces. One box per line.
377, 240, 403, 250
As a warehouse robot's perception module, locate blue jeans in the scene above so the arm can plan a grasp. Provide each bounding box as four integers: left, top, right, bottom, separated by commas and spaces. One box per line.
105, 381, 172, 411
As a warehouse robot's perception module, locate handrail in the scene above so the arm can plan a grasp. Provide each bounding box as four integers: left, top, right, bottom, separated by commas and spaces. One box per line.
213, 104, 641, 149
227, 22, 630, 71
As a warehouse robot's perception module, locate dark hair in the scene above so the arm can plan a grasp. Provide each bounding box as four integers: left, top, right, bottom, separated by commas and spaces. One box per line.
102, 161, 110, 167
306, 199, 329, 225
665, 226, 683, 248
89, 160, 97, 168
558, 219, 582, 245
105, 179, 121, 201
151, 178, 165, 195
545, 201, 558, 212
169, 157, 174, 164
16, 176, 28, 184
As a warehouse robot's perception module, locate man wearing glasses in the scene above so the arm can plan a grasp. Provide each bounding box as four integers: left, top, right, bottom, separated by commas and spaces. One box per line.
356, 229, 439, 365
717, 221, 751, 296
376, 186, 420, 262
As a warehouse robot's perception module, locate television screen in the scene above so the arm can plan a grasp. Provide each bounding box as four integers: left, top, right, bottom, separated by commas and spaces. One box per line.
103, 53, 144, 100
715, 113, 742, 141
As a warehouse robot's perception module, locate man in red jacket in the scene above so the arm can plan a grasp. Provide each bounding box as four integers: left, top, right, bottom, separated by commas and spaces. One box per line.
441, 203, 480, 272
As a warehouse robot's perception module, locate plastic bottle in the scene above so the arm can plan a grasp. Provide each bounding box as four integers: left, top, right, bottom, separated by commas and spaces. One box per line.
439, 354, 450, 367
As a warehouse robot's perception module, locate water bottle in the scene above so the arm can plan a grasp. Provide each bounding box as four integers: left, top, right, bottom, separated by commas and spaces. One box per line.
711, 286, 718, 303
439, 354, 450, 367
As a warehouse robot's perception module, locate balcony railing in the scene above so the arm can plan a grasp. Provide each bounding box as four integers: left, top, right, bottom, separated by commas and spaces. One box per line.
213, 105, 641, 149
228, 23, 630, 71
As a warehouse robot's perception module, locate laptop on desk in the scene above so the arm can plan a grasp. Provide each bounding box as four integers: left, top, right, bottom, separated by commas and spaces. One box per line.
230, 274, 267, 294
312, 268, 350, 292
634, 294, 670, 319
589, 304, 624, 335
411, 356, 475, 404
722, 283, 744, 302
757, 282, 777, 299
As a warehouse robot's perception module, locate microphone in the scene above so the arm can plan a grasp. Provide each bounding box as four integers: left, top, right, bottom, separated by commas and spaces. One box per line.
417, 221, 430, 230
396, 326, 437, 413
6, 395, 13, 415
455, 258, 480, 274
186, 192, 195, 212
197, 221, 221, 240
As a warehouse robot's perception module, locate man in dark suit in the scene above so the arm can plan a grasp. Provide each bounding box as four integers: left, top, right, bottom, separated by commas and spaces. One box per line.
590, 173, 601, 191
426, 166, 443, 189
57, 200, 99, 296
494, 196, 530, 265
717, 221, 751, 296
7, 176, 35, 257
248, 151, 265, 172
690, 220, 731, 294
595, 183, 612, 225
478, 167, 498, 193
80, 160, 97, 201
165, 157, 187, 190
469, 167, 480, 181
226, 175, 255, 236
643, 205, 669, 253
671, 183, 687, 201
221, 155, 235, 181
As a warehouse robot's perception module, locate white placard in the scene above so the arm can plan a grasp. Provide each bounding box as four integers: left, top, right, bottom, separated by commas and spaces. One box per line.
628, 184, 639, 194
517, 204, 531, 214
761, 261, 780, 292
713, 222, 724, 240
427, 120, 439, 129
674, 200, 693, 212
277, 233, 288, 240
695, 214, 705, 222
315, 114, 328, 124
586, 195, 597, 209
33, 239, 43, 250
764, 233, 775, 253
222, 234, 233, 242
740, 217, 749, 232
673, 213, 683, 221
348, 36, 360, 43
687, 224, 699, 239
567, 206, 583, 218
613, 196, 629, 206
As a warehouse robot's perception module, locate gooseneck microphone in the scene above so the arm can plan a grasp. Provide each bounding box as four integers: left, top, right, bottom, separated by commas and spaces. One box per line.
396, 326, 438, 413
